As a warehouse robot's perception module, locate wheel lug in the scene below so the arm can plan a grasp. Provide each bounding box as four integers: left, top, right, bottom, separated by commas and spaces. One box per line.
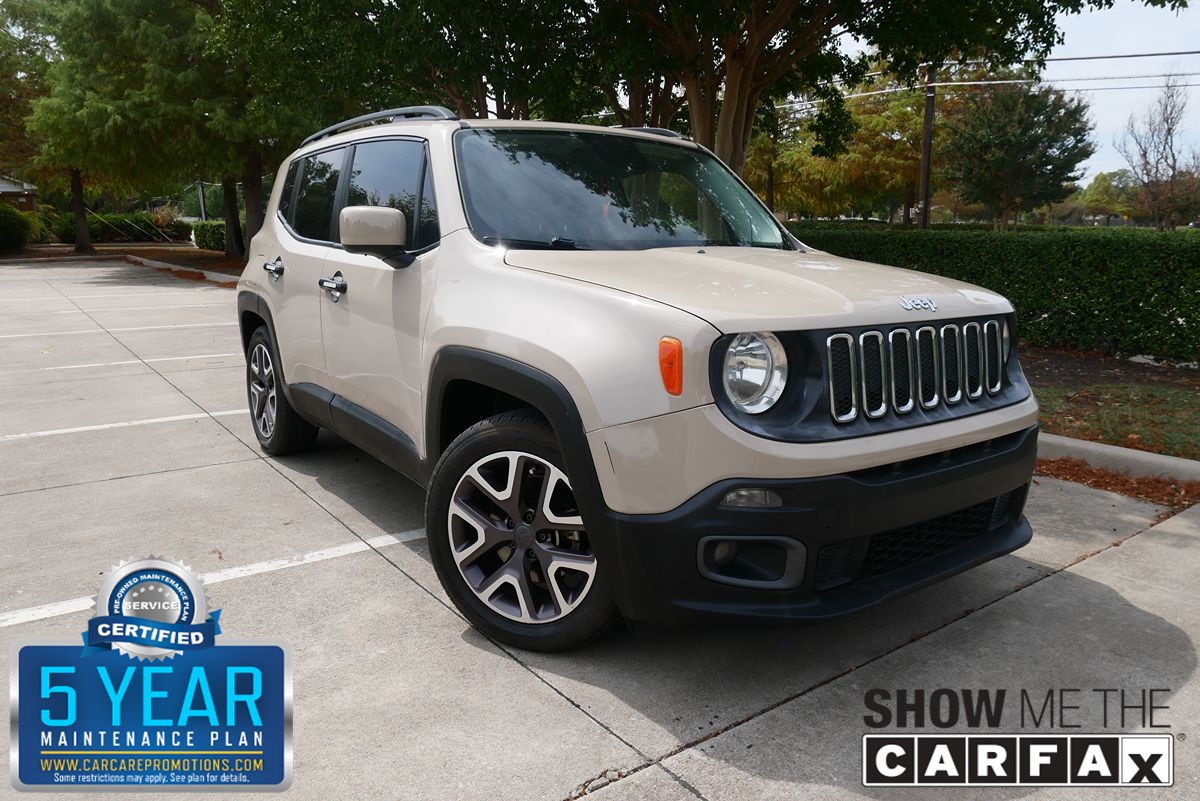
535, 532, 549, 543
523, 511, 535, 524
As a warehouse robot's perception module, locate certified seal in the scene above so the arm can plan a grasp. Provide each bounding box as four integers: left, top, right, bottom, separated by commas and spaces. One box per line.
85, 556, 221, 660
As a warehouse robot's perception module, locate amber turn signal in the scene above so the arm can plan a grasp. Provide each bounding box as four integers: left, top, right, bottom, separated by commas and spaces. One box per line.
659, 337, 683, 396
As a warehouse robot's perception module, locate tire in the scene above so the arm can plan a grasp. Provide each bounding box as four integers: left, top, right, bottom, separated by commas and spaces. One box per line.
245, 325, 319, 455
426, 410, 616, 651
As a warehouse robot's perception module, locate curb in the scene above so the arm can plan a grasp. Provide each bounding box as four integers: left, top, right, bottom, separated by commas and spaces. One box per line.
1038, 431, 1200, 482
123, 255, 240, 285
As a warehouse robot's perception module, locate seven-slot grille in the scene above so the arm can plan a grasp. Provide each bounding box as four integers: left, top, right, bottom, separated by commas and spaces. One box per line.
826, 319, 1008, 424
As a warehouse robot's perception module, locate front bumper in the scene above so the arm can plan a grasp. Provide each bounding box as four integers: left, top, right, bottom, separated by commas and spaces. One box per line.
593, 424, 1038, 626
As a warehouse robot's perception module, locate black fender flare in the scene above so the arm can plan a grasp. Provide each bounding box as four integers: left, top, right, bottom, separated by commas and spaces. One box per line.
425, 347, 627, 573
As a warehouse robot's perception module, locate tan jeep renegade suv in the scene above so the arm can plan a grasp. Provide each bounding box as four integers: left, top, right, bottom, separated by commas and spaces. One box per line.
237, 106, 1039, 651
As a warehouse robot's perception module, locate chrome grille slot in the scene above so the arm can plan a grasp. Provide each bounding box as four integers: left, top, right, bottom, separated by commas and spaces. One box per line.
983, 320, 1003, 394
827, 334, 858, 423
822, 317, 1010, 424
963, 322, 983, 399
859, 331, 887, 419
888, 329, 915, 414
940, 324, 963, 404
915, 326, 940, 409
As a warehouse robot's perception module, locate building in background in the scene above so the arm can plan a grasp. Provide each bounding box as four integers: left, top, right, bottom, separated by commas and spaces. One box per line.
0, 176, 38, 211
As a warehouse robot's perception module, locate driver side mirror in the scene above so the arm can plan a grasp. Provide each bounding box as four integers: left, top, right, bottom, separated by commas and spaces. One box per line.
339, 206, 413, 267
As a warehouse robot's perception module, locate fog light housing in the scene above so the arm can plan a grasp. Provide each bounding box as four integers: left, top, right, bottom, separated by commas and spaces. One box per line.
721, 488, 783, 508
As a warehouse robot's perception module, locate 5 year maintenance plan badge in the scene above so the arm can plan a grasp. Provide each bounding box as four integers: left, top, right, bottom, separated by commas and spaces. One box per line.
11, 555, 292, 791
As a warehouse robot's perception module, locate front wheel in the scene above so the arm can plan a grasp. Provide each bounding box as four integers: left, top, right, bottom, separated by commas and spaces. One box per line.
425, 411, 616, 651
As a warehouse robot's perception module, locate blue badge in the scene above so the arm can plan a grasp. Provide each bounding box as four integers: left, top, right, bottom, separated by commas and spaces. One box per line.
11, 556, 292, 791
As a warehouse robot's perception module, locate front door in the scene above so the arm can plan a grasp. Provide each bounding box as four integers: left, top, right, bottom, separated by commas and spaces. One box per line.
318, 138, 440, 454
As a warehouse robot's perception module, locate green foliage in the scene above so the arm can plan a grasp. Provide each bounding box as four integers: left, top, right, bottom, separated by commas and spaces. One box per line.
1080, 171, 1137, 223
0, 203, 35, 252
941, 83, 1094, 227
43, 211, 185, 244
785, 224, 1200, 361
192, 220, 225, 251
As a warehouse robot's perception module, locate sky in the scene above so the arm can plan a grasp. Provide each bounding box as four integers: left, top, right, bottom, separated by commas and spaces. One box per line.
1043, 0, 1200, 181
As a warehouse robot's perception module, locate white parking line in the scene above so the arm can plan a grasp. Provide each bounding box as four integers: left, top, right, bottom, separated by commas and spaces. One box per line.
0, 290, 228, 303
0, 409, 245, 442
53, 303, 228, 314
0, 322, 238, 339
0, 352, 242, 376
0, 529, 426, 628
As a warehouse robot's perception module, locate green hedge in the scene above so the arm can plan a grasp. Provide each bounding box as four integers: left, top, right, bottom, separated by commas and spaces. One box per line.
785, 225, 1200, 362
192, 220, 226, 251
0, 204, 35, 253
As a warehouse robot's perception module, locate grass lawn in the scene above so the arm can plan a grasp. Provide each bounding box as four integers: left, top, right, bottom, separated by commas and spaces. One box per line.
1034, 383, 1200, 461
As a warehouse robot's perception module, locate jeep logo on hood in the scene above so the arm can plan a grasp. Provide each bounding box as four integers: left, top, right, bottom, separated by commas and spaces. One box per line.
900, 296, 938, 312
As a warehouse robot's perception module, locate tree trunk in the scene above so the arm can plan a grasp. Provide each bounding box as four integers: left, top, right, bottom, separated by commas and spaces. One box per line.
765, 162, 776, 211
69, 168, 94, 255
242, 150, 265, 253
221, 177, 245, 260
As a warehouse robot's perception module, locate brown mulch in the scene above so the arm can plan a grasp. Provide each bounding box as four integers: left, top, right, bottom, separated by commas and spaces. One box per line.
1036, 457, 1200, 513
125, 247, 245, 275
1022, 345, 1200, 390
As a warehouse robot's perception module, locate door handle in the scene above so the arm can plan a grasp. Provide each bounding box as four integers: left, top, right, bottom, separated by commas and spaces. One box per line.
262, 258, 284, 281
318, 273, 348, 301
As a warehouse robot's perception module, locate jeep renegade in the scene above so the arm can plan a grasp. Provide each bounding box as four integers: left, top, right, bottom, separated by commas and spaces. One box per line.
236, 106, 1038, 651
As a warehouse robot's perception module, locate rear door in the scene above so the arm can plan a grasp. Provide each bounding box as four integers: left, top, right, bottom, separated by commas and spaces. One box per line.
259, 146, 348, 388
318, 138, 441, 449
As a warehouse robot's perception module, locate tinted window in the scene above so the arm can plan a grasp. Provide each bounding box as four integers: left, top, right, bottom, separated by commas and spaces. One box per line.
454, 129, 788, 251
346, 140, 439, 249
292, 148, 344, 241
277, 160, 299, 223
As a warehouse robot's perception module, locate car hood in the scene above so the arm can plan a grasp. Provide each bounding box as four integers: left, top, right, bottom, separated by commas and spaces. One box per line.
504, 246, 1012, 333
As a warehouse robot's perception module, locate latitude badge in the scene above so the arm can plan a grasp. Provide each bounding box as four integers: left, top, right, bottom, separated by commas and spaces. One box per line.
85, 555, 221, 660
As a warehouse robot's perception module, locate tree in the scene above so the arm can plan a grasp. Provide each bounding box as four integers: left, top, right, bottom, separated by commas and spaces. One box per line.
624, 0, 1183, 176
1117, 76, 1200, 230
1081, 170, 1135, 225
941, 83, 1094, 230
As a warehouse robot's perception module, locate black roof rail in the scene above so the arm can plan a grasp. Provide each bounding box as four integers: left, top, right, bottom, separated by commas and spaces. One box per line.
624, 126, 685, 139
301, 106, 459, 147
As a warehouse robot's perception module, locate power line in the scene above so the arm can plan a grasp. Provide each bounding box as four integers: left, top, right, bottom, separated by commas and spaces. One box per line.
1042, 49, 1200, 62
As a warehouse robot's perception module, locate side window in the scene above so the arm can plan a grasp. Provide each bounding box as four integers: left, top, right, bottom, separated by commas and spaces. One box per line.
346, 140, 439, 249
277, 160, 299, 223
292, 148, 344, 241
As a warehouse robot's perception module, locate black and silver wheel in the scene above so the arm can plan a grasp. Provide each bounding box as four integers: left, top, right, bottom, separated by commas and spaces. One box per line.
244, 325, 319, 455
248, 342, 277, 438
426, 411, 615, 651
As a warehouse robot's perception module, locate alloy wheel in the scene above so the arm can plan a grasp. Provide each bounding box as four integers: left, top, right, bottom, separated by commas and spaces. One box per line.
447, 450, 597, 624
248, 343, 277, 439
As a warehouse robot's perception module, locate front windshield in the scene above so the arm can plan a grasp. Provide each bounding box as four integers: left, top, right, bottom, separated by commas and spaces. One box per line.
454, 128, 790, 251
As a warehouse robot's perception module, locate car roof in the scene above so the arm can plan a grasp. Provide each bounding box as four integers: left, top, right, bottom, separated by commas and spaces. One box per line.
291, 117, 696, 160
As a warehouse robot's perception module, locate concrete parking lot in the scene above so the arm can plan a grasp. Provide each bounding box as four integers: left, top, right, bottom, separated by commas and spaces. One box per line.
1, 258, 1197, 800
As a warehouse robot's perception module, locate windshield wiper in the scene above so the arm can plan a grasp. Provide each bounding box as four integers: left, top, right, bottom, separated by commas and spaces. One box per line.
480, 236, 583, 250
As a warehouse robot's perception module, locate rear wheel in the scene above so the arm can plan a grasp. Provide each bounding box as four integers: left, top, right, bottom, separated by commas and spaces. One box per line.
245, 325, 318, 455
426, 410, 615, 651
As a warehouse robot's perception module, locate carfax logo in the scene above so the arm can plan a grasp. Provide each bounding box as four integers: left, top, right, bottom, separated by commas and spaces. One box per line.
11, 556, 292, 791
861, 688, 1173, 787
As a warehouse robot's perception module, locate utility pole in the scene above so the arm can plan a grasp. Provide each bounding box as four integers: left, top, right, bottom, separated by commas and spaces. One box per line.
918, 65, 936, 229
196, 181, 207, 222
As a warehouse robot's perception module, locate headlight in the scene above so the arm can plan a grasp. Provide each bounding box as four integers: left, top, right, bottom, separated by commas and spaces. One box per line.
722, 332, 788, 414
